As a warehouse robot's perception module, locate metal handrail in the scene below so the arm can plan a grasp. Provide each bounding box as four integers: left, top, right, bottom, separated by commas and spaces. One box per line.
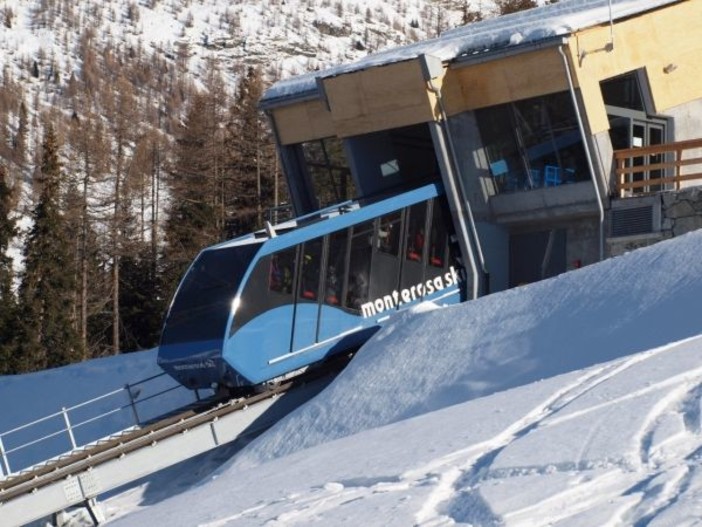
0, 387, 126, 438
0, 371, 197, 477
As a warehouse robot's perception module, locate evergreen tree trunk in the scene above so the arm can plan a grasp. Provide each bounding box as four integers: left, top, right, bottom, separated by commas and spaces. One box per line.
113, 162, 121, 355
106, 76, 138, 354
0, 166, 17, 373
68, 109, 107, 360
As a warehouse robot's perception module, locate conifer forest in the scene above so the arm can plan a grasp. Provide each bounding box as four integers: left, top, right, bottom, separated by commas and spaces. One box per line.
0, 0, 539, 374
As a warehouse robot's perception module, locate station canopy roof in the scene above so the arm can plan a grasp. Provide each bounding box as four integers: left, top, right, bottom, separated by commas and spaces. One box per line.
260, 0, 682, 109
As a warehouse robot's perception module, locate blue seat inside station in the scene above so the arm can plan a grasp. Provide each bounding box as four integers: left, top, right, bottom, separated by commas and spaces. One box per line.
544, 165, 561, 187
490, 159, 508, 177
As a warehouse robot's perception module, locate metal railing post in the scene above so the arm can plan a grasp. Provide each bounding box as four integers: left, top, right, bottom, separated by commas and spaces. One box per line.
125, 383, 141, 426
62, 407, 77, 450
0, 434, 11, 476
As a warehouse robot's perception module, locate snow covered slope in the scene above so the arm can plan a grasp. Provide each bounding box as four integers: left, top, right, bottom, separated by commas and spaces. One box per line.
109, 336, 702, 526
3, 224, 701, 526
97, 230, 702, 525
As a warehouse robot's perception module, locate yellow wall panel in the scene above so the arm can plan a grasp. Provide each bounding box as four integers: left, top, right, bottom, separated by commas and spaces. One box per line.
569, 0, 702, 133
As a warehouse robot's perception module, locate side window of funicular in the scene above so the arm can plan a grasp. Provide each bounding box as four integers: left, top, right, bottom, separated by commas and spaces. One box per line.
232, 247, 296, 334
427, 199, 449, 270
324, 229, 349, 307
344, 220, 374, 312
405, 202, 428, 263
377, 211, 402, 256
269, 248, 296, 296
399, 201, 428, 293
298, 238, 323, 302
369, 210, 404, 302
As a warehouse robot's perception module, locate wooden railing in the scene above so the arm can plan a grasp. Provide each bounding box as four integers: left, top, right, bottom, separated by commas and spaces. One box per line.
615, 138, 702, 197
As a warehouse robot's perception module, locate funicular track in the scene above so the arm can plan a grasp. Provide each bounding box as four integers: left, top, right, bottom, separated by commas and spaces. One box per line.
0, 352, 353, 527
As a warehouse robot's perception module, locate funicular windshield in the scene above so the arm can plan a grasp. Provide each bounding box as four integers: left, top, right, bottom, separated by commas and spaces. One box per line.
232, 193, 459, 349
161, 243, 261, 346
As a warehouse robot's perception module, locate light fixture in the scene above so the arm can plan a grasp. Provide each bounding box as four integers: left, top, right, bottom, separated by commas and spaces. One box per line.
663, 63, 678, 74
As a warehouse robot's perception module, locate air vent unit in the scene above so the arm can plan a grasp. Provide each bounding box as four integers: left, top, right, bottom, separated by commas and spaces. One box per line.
610, 205, 654, 237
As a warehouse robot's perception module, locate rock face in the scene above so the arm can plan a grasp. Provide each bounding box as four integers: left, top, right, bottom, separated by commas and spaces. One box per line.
662, 187, 702, 236
607, 187, 702, 257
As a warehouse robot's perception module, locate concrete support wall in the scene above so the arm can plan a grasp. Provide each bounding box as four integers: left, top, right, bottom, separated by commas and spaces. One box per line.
667, 97, 702, 186
667, 98, 702, 142
565, 218, 600, 270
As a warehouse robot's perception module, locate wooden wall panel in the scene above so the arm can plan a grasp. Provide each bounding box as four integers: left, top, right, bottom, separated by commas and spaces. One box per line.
322, 59, 440, 137
272, 99, 334, 145
442, 47, 570, 115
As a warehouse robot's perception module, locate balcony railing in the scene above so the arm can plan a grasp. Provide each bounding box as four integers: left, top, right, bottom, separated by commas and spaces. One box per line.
615, 138, 702, 197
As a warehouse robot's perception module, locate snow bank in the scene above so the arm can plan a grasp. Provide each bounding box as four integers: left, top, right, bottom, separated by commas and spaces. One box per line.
233, 230, 702, 467
109, 333, 702, 526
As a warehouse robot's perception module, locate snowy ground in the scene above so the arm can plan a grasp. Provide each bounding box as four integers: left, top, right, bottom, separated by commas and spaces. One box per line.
3, 229, 702, 526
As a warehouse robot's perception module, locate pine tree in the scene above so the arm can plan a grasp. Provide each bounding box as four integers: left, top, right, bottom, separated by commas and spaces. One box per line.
15, 124, 81, 372
103, 74, 138, 355
161, 92, 222, 300
226, 67, 274, 237
0, 165, 17, 374
119, 242, 165, 352
117, 131, 168, 352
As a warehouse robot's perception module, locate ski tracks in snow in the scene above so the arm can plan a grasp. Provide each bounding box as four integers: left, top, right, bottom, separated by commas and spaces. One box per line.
198, 338, 702, 527
412, 337, 702, 526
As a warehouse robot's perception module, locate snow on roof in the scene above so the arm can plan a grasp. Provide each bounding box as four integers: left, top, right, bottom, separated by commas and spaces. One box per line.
261, 0, 682, 107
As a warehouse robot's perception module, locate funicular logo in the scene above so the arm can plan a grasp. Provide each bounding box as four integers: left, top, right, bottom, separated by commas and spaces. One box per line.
361, 266, 460, 318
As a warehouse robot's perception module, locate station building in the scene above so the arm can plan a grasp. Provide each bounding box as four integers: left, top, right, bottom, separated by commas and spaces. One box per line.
260, 0, 702, 297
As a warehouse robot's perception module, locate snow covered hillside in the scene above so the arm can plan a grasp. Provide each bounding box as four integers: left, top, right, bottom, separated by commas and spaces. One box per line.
0, 0, 496, 97
2, 229, 701, 526
105, 230, 702, 526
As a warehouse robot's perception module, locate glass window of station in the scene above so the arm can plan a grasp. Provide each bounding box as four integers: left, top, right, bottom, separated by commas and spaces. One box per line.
600, 71, 669, 194
344, 123, 441, 200
301, 137, 357, 208
476, 91, 589, 194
